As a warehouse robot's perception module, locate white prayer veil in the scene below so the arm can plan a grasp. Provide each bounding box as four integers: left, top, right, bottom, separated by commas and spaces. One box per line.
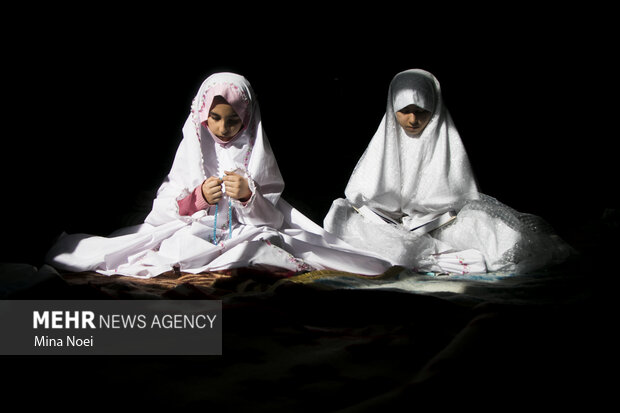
146, 72, 284, 226
47, 72, 397, 277
344, 69, 479, 229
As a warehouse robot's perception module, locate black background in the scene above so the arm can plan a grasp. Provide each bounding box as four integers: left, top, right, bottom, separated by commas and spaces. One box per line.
2, 7, 617, 266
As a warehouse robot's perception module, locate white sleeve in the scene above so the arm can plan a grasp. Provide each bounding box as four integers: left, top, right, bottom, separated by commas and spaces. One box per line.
231, 176, 284, 229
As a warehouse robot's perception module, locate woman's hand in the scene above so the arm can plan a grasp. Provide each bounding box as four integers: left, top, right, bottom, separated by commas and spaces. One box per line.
201, 176, 223, 205
223, 170, 252, 202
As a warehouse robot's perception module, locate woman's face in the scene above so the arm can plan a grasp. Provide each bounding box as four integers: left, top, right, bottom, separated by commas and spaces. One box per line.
206, 96, 243, 141
395, 104, 432, 135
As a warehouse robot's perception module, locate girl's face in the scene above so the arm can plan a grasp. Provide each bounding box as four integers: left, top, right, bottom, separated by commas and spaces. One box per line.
395, 104, 432, 135
206, 97, 243, 141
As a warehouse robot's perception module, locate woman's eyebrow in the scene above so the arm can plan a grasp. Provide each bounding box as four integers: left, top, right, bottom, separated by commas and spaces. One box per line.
209, 111, 240, 118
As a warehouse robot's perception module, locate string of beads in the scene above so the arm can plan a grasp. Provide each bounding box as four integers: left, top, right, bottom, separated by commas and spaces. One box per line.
212, 196, 233, 245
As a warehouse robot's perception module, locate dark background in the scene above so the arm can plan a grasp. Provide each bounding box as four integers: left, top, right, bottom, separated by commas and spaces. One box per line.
2, 8, 616, 267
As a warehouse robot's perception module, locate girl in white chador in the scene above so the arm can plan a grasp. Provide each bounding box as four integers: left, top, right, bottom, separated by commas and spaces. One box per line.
324, 69, 571, 274
46, 72, 391, 278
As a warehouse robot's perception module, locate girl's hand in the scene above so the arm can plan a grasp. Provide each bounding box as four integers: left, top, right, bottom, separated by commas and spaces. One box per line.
223, 171, 252, 202
202, 176, 223, 205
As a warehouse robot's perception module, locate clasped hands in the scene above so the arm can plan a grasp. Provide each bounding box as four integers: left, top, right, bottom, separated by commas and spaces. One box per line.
202, 170, 252, 205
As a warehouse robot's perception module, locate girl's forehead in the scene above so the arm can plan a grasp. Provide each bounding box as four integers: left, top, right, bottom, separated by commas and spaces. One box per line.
210, 101, 240, 117
399, 104, 426, 112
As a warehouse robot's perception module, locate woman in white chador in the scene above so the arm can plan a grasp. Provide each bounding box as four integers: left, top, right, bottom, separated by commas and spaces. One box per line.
324, 69, 571, 274
46, 72, 391, 278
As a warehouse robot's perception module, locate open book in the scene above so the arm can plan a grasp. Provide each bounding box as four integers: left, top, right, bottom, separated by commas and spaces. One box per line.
353, 205, 456, 235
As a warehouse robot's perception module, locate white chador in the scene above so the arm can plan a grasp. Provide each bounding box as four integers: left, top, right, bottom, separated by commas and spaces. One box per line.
324, 69, 571, 274
46, 73, 391, 278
